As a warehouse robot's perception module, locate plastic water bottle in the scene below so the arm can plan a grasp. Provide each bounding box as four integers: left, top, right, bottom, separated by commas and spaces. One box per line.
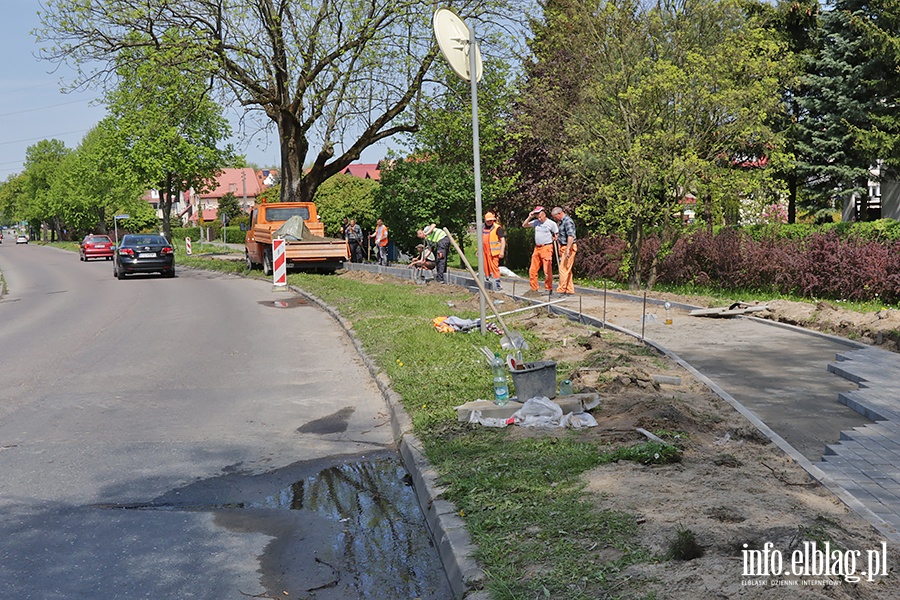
664, 301, 673, 325
559, 379, 573, 395
492, 352, 509, 405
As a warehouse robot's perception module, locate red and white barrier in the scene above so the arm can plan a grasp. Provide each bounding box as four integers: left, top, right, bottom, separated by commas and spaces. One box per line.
185, 237, 192, 255
273, 238, 286, 286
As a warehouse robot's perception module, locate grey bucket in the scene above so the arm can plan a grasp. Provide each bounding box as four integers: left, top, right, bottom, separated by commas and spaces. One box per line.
510, 361, 557, 400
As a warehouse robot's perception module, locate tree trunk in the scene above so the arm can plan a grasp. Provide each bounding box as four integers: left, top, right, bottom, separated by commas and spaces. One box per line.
787, 170, 797, 224
160, 172, 174, 241
627, 221, 644, 290
277, 112, 311, 203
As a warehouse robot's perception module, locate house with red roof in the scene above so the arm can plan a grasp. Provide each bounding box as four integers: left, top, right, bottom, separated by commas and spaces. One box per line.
341, 163, 381, 181
146, 168, 275, 225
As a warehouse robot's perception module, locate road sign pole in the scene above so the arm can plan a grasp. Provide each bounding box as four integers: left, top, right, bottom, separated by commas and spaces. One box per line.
469, 22, 486, 335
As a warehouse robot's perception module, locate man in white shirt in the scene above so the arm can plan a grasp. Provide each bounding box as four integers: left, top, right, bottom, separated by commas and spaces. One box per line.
522, 206, 559, 295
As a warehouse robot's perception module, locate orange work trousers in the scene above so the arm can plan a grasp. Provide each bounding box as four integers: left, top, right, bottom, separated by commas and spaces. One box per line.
484, 253, 501, 279
482, 239, 501, 279
529, 244, 554, 291
556, 242, 577, 294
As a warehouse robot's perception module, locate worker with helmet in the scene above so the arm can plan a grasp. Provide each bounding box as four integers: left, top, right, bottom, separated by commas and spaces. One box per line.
482, 212, 506, 291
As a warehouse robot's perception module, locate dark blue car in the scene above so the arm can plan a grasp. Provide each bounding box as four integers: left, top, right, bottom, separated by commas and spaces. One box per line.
114, 234, 175, 279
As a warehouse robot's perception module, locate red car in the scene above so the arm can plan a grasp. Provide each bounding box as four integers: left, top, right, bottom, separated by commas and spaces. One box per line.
80, 234, 115, 261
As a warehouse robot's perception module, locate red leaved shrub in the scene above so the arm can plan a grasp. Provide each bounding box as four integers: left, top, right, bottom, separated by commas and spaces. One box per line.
576, 228, 900, 304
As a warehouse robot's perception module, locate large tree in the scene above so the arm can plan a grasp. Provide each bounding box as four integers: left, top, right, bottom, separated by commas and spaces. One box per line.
509, 0, 596, 217
373, 56, 521, 253
21, 139, 72, 240
37, 0, 523, 206
103, 43, 235, 240
47, 120, 147, 236
565, 0, 788, 287
795, 0, 900, 220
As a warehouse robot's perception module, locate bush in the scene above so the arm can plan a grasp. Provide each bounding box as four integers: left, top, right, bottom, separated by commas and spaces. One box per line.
575, 225, 900, 304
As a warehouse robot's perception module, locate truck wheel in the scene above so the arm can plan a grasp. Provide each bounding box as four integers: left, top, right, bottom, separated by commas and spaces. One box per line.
245, 250, 254, 270
262, 248, 273, 276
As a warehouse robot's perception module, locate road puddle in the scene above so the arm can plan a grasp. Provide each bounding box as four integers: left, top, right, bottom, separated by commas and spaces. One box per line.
91, 454, 451, 598
254, 456, 449, 597
257, 297, 307, 308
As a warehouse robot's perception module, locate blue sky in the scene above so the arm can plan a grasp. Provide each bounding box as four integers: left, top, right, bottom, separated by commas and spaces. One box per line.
0, 6, 388, 181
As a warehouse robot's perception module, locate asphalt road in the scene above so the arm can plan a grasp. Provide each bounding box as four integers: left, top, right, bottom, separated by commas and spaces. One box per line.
0, 244, 450, 599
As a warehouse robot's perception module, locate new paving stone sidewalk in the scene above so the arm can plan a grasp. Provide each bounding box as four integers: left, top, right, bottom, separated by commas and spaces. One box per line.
551, 287, 900, 543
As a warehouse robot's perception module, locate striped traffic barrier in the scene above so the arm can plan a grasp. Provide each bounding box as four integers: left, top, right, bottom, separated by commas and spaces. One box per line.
273, 238, 286, 286
185, 237, 192, 255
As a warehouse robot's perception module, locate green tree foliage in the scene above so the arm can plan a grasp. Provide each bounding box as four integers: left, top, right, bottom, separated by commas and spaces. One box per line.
765, 0, 821, 223
509, 0, 597, 216
408, 59, 520, 223
37, 0, 525, 208
217, 192, 243, 223
374, 158, 475, 255
102, 42, 234, 240
374, 55, 520, 257
0, 174, 27, 223
21, 139, 71, 240
312, 174, 379, 238
561, 0, 789, 288
47, 120, 146, 236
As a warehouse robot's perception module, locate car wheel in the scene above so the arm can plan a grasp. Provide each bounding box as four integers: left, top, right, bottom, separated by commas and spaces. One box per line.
262, 248, 273, 276
245, 250, 254, 270
116, 264, 125, 280
166, 268, 175, 278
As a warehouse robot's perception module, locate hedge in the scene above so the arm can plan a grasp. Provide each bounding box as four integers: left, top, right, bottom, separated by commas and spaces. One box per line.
576, 224, 900, 305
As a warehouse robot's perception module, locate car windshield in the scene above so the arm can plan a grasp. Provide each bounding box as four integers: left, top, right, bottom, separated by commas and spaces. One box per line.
88, 236, 111, 243
123, 236, 168, 246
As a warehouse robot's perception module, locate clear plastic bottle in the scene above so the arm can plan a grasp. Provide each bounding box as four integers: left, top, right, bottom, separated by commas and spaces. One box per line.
559, 379, 573, 395
492, 352, 509, 405
664, 301, 673, 325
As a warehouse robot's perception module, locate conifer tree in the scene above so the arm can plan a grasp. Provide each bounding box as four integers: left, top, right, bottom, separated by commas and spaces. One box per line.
795, 0, 900, 220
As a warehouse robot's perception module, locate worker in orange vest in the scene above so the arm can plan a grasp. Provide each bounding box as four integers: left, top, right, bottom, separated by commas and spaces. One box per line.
482, 212, 506, 291
369, 218, 389, 266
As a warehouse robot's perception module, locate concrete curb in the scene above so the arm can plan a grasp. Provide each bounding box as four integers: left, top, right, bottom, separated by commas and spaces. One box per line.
285, 282, 485, 598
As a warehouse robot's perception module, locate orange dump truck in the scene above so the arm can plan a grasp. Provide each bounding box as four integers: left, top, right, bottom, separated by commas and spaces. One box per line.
244, 202, 349, 274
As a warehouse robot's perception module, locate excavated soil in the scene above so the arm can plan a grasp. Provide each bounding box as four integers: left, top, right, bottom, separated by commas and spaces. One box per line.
339, 270, 899, 598
514, 312, 897, 599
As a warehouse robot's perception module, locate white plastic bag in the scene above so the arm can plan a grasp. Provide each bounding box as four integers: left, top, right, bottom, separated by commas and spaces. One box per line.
467, 410, 511, 428
512, 397, 563, 428
560, 412, 598, 429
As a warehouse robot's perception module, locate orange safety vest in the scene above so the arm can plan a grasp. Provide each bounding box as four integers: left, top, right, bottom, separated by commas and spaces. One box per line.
483, 223, 502, 256
376, 224, 389, 247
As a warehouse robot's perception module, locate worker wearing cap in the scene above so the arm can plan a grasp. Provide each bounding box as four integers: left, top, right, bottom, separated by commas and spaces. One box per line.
482, 212, 506, 291
551, 207, 577, 296
522, 206, 559, 295
417, 224, 451, 283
